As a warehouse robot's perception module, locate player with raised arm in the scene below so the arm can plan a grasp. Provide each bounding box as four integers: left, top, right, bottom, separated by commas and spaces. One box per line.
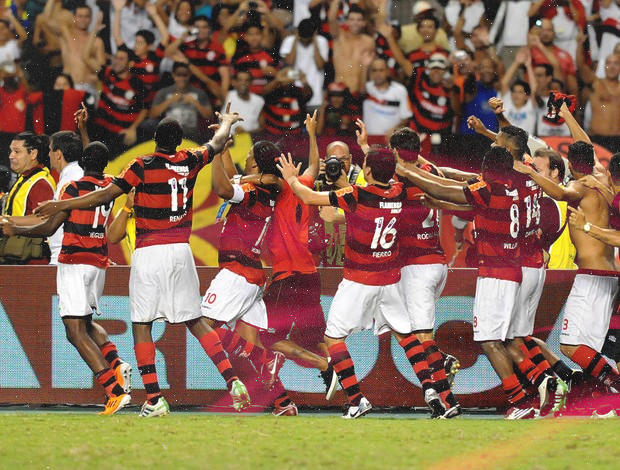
35, 109, 252, 417
513, 108, 620, 401
278, 149, 460, 419
2, 142, 131, 415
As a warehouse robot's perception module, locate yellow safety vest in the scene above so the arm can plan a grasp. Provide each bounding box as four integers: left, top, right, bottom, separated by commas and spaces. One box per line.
4, 166, 56, 216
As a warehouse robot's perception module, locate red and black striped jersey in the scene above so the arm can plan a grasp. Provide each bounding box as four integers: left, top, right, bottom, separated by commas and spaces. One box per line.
407, 47, 449, 70
94, 66, 146, 133
263, 86, 310, 135
58, 175, 114, 269
122, 44, 165, 107
463, 178, 522, 282
329, 182, 418, 286
407, 67, 454, 134
232, 50, 276, 95
511, 166, 544, 269
374, 33, 399, 77
113, 145, 214, 248
219, 183, 277, 286
398, 165, 446, 266
179, 39, 229, 90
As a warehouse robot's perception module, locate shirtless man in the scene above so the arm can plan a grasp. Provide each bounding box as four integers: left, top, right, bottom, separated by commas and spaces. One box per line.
39, 1, 105, 95
577, 33, 620, 154
328, 2, 375, 95
514, 105, 620, 393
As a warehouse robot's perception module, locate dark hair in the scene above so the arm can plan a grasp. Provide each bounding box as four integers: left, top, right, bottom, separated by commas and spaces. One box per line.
155, 117, 183, 152
550, 78, 565, 91
511, 79, 531, 95
252, 141, 282, 177
50, 131, 82, 164
535, 63, 554, 77
74, 4, 92, 15
0, 19, 10, 28
417, 15, 440, 29
241, 18, 263, 32
55, 72, 75, 88
82, 141, 109, 173
500, 126, 529, 161
534, 148, 565, 182
0, 164, 10, 193
567, 141, 594, 175
365, 148, 396, 184
389, 127, 421, 153
609, 153, 620, 183
14, 132, 51, 168
192, 14, 210, 25
210, 3, 236, 29
481, 147, 514, 180
298, 18, 317, 38
136, 29, 155, 45
172, 61, 190, 73
347, 5, 365, 17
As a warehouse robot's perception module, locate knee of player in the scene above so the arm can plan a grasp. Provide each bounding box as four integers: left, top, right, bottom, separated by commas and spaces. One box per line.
559, 343, 575, 359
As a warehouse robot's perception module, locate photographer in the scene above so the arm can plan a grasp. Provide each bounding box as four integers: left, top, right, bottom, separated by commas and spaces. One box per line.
314, 141, 366, 267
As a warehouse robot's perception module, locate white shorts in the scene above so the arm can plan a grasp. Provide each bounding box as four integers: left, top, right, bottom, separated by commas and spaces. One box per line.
473, 277, 520, 342
201, 268, 267, 330
561, 273, 620, 351
508, 266, 546, 339
399, 263, 448, 331
57, 263, 105, 317
130, 243, 201, 324
325, 279, 412, 339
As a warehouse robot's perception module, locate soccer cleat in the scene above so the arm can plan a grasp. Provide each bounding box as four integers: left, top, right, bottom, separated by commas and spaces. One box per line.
567, 369, 585, 393
114, 360, 132, 395
424, 388, 445, 419
342, 397, 372, 419
262, 352, 286, 390
444, 354, 460, 388
230, 379, 251, 411
443, 404, 462, 419
591, 407, 617, 419
273, 402, 298, 416
538, 375, 556, 414
505, 402, 536, 420
551, 378, 569, 414
99, 393, 131, 416
139, 396, 170, 418
320, 365, 339, 401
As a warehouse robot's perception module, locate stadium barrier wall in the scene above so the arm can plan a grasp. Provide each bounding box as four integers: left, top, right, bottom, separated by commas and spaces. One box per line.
0, 266, 578, 409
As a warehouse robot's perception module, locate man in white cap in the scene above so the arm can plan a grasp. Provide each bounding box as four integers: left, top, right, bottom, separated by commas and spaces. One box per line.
399, 1, 450, 54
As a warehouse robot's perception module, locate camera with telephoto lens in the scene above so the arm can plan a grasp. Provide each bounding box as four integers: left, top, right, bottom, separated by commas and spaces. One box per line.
324, 156, 345, 182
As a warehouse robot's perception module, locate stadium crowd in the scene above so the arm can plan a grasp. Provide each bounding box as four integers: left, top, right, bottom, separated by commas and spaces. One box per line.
0, 0, 620, 419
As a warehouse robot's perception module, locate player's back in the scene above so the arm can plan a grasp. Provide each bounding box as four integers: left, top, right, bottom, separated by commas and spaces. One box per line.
330, 181, 413, 286
115, 147, 211, 248
59, 175, 114, 268
569, 181, 616, 270
511, 170, 544, 268
219, 183, 277, 285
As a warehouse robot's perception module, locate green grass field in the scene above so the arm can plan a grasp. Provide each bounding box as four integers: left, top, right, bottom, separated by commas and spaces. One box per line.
1, 412, 618, 469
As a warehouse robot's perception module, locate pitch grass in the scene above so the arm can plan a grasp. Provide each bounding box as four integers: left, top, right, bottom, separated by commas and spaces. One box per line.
1, 413, 619, 469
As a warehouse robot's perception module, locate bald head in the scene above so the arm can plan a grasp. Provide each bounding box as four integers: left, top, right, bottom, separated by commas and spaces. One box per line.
326, 141, 352, 173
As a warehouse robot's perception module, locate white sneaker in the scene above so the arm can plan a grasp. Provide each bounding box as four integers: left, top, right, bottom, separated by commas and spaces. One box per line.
505, 404, 536, 420
342, 397, 372, 419
139, 396, 170, 418
115, 361, 132, 395
591, 408, 617, 419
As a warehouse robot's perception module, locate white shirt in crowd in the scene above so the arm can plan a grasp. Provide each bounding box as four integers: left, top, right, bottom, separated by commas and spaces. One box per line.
49, 161, 84, 265
223, 90, 265, 134
363, 81, 413, 136
490, 1, 533, 49
279, 34, 329, 107
501, 92, 537, 136
0, 40, 21, 63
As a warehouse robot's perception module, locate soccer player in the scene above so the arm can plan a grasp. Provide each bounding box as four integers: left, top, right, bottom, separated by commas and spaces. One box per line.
514, 107, 620, 396
398, 146, 539, 419
278, 149, 460, 419
2, 141, 131, 415
35, 112, 251, 417
388, 127, 460, 392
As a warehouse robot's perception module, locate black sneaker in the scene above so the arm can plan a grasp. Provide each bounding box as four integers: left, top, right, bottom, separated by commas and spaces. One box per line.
444, 354, 461, 388
319, 365, 339, 401
424, 388, 445, 419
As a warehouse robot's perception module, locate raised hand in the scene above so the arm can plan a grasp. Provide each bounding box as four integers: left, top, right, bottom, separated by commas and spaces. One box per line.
305, 109, 318, 135
276, 153, 301, 183
355, 119, 368, 148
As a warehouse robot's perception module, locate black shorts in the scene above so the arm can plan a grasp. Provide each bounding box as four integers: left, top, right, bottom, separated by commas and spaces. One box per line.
602, 329, 620, 363
261, 272, 326, 348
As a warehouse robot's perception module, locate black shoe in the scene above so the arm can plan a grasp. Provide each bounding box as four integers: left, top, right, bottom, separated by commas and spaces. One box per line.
320, 365, 339, 401
424, 389, 445, 419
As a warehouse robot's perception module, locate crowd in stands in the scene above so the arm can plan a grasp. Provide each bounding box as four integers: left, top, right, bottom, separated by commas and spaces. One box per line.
0, 0, 617, 169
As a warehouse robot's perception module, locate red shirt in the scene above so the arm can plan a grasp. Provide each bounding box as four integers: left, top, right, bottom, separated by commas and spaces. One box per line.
268, 175, 316, 280
113, 145, 213, 248
512, 169, 544, 269
531, 45, 576, 80
610, 192, 620, 231
0, 84, 36, 133
463, 179, 522, 282
219, 182, 277, 286
59, 175, 114, 268
232, 50, 276, 95
329, 182, 418, 286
